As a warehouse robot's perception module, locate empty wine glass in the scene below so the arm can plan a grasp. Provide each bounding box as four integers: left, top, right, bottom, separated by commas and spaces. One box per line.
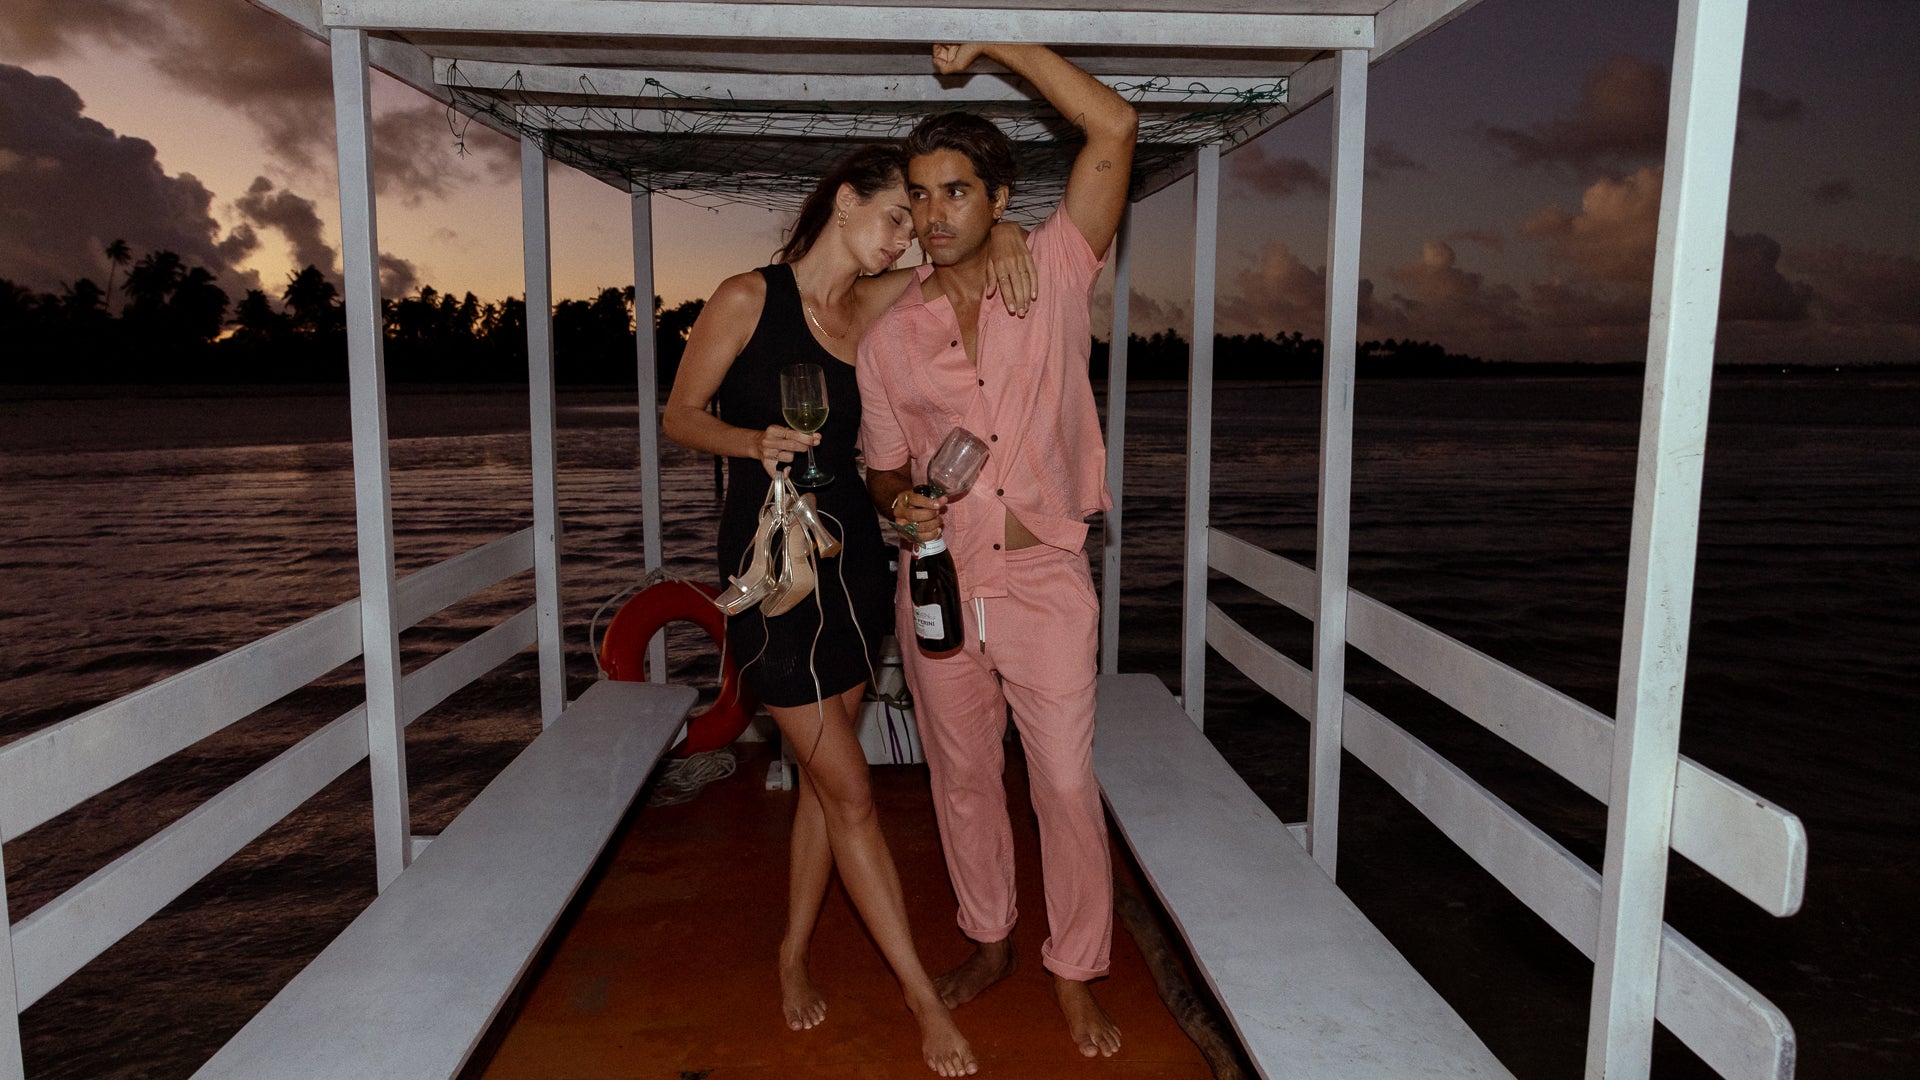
924, 427, 990, 498
780, 362, 832, 488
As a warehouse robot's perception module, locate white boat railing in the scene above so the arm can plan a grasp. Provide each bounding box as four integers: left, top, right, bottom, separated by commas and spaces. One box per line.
1203, 526, 1804, 1079
0, 529, 537, 1024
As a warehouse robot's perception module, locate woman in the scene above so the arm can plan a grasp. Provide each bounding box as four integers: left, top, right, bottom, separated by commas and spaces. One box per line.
662, 145, 1032, 1078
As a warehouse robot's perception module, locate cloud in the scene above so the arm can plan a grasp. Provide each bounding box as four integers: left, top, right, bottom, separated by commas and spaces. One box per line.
0, 0, 515, 198
1227, 145, 1328, 197
1217, 241, 1333, 336
1486, 55, 1669, 169
0, 1, 160, 60
1372, 242, 1529, 335
235, 176, 337, 280
1740, 87, 1802, 124
1810, 179, 1855, 205
1526, 277, 1649, 329
1720, 232, 1811, 322
1523, 166, 1663, 285
1366, 141, 1425, 182
0, 64, 259, 294
380, 252, 421, 297
1486, 54, 1801, 170
1092, 285, 1191, 339
1787, 245, 1920, 326
1448, 228, 1507, 254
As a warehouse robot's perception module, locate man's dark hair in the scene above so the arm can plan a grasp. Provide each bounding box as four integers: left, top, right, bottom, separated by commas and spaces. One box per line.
904, 112, 1018, 201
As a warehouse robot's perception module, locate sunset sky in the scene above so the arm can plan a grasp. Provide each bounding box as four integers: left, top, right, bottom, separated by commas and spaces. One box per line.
2, 0, 1915, 365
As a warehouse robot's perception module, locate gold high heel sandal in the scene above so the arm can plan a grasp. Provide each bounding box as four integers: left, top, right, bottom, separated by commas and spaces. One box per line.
791, 493, 843, 558
714, 481, 785, 615
760, 504, 818, 617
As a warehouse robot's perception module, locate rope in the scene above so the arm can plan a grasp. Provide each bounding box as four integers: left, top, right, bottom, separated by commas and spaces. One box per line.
647, 747, 739, 807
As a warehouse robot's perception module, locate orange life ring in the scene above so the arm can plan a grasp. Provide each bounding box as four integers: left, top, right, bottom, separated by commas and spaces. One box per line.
598, 579, 758, 754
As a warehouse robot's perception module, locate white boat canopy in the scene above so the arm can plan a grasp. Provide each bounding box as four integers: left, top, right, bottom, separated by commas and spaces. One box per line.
251, 0, 1479, 210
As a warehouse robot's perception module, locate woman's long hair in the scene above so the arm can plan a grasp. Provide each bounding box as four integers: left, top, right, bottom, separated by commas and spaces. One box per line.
776, 145, 908, 264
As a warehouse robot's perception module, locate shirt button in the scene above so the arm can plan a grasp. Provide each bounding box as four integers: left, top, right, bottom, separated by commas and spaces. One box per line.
989, 434, 998, 441
993, 544, 1001, 550
977, 378, 985, 387
995, 488, 1004, 496
950, 340, 959, 347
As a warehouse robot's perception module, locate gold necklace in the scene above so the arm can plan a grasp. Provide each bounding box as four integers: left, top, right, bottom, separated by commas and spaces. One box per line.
804, 301, 845, 340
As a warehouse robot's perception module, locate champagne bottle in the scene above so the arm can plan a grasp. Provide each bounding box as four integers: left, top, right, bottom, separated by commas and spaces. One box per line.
910, 536, 963, 654
908, 483, 964, 654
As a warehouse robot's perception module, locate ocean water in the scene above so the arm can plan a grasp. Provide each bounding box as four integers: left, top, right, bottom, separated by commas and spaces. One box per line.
1, 374, 1914, 1078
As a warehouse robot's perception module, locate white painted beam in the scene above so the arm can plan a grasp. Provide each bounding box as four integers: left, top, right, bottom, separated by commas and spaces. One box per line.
522, 136, 567, 726
1206, 530, 1806, 918
1100, 207, 1133, 675
1587, 0, 1752, 1075
437, 57, 1284, 104
1, 848, 21, 1079
1370, 0, 1489, 66
325, 2, 1374, 51
1307, 47, 1366, 880
331, 27, 412, 891
1179, 143, 1220, 726
632, 191, 668, 682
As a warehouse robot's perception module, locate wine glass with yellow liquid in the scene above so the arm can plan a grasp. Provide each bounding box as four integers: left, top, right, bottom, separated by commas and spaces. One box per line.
780, 362, 832, 489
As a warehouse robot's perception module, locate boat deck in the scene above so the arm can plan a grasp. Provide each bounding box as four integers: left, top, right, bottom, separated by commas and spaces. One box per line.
476, 739, 1217, 1079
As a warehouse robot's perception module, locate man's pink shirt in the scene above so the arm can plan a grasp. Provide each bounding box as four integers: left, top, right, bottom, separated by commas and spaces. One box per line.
858, 209, 1113, 602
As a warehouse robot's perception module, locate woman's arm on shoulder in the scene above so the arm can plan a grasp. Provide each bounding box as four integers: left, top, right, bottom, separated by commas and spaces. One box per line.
982, 220, 1036, 317
663, 272, 817, 472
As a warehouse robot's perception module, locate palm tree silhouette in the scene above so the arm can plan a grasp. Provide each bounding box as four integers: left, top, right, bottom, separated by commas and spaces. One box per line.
282, 265, 340, 334
103, 239, 130, 313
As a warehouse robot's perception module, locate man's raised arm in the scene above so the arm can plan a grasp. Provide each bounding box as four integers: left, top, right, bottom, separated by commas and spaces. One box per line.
931, 43, 1137, 256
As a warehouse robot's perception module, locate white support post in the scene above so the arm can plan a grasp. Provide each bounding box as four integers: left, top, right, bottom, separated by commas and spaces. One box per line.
1586, 0, 1749, 1074
1099, 206, 1133, 675
331, 27, 410, 890
522, 136, 566, 726
1308, 48, 1367, 879
631, 190, 668, 682
1179, 145, 1221, 726
2, 848, 23, 1079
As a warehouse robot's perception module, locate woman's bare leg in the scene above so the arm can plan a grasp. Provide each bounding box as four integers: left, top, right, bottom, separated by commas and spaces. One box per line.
768, 689, 977, 1076
781, 764, 831, 1029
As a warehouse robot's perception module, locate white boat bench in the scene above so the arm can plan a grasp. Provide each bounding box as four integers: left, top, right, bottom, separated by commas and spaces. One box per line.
1094, 673, 1513, 1078
192, 679, 697, 1080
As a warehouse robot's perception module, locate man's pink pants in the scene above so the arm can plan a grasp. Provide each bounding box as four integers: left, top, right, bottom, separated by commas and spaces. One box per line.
896, 543, 1111, 981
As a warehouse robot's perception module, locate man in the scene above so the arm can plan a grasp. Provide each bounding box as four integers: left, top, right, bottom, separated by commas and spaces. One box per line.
858, 42, 1136, 1058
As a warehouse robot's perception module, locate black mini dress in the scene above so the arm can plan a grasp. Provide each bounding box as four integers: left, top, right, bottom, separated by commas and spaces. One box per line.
713, 264, 894, 708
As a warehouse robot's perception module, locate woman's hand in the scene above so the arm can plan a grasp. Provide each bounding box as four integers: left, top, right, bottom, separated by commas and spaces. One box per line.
983, 220, 1037, 317
891, 487, 947, 544
758, 425, 820, 478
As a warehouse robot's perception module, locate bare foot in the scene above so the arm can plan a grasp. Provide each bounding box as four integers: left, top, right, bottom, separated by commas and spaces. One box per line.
934, 938, 1015, 1008
779, 956, 826, 1030
908, 992, 978, 1076
1054, 976, 1121, 1058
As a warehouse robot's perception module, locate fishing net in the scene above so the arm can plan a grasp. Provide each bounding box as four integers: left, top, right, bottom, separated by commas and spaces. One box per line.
443, 62, 1289, 217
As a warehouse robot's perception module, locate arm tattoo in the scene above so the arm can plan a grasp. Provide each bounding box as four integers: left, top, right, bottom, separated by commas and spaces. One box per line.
1095, 160, 1112, 172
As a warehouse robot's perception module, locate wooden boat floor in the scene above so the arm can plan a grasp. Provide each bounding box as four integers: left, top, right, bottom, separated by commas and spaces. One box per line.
478, 740, 1216, 1079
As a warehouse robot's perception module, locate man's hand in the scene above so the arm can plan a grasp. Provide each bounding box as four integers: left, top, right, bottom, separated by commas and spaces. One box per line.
931, 42, 988, 75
